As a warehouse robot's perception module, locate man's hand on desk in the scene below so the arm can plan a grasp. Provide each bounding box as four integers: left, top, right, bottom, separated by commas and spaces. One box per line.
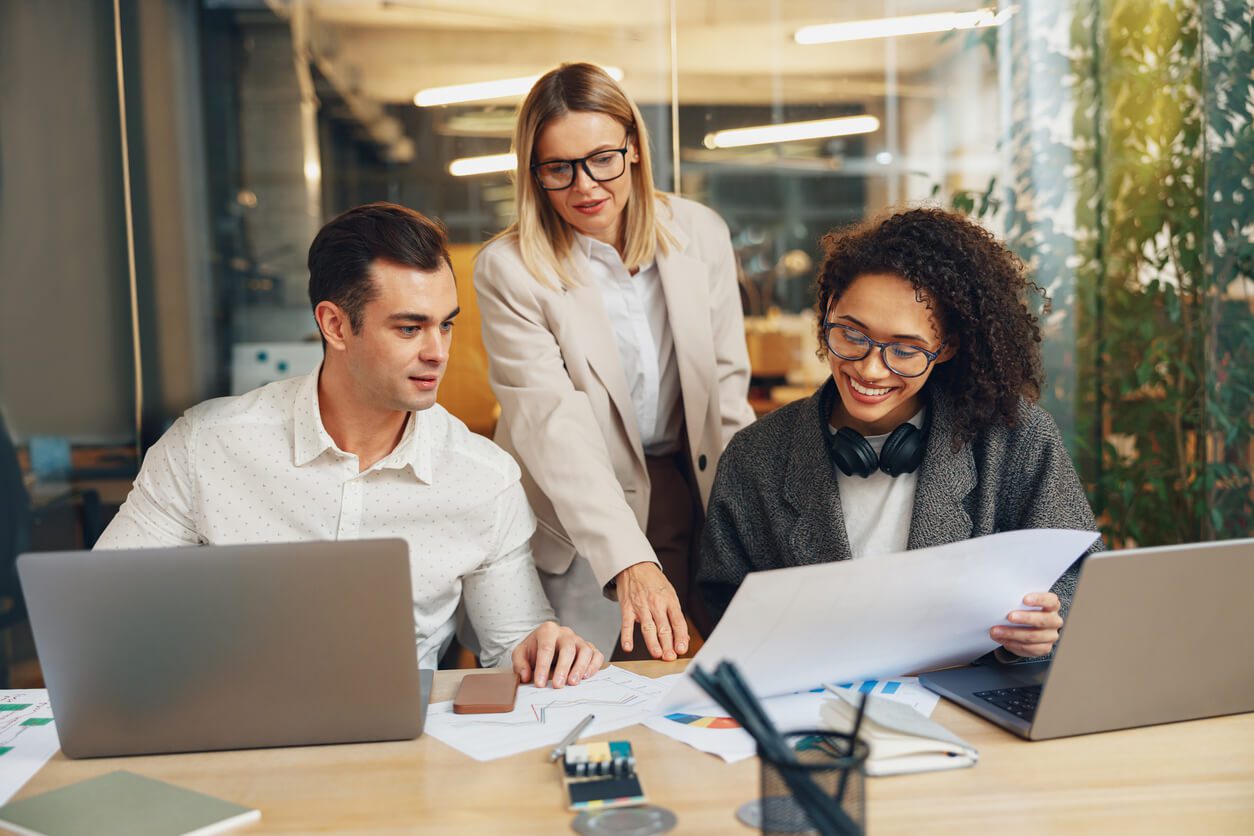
991, 591, 1063, 658
615, 561, 689, 661
512, 621, 604, 689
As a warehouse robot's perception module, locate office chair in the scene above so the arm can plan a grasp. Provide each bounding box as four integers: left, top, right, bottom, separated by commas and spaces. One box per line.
0, 413, 32, 687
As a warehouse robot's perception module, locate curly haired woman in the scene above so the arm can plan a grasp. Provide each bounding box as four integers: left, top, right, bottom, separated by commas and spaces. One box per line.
696, 208, 1103, 661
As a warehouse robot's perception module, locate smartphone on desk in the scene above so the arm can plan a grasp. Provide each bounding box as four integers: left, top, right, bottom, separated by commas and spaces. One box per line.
452, 671, 519, 714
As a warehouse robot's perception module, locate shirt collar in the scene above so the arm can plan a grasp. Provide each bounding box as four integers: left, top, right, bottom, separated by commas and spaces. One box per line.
291, 368, 433, 483
574, 232, 656, 273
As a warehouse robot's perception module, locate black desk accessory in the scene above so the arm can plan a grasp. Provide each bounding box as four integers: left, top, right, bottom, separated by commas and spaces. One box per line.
689, 661, 865, 836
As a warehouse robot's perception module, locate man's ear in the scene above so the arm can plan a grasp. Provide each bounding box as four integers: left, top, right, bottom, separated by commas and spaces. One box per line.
314, 301, 351, 351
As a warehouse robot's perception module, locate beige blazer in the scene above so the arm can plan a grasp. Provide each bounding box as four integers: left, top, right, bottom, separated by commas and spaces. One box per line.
474, 196, 756, 588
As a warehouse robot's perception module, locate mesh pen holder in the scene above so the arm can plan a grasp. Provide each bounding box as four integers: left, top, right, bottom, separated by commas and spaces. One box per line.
738, 730, 869, 836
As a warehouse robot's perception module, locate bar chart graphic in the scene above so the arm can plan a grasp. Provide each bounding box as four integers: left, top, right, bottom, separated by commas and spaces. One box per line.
827, 677, 940, 716
836, 679, 904, 695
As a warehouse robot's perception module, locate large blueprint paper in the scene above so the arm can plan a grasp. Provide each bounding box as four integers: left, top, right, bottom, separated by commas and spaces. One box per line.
664, 528, 1098, 709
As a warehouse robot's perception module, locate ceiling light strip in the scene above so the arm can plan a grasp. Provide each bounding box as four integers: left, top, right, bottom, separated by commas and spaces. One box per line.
416, 66, 624, 107
795, 7, 1013, 45
448, 153, 517, 177
704, 115, 880, 150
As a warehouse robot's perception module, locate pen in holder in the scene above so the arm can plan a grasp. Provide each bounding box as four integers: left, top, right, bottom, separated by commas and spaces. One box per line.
737, 730, 869, 836
689, 662, 865, 836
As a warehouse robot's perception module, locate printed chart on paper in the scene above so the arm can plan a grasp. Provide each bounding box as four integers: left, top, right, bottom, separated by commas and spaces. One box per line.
0, 690, 61, 804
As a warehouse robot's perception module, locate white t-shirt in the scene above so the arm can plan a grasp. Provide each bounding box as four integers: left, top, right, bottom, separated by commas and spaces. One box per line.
830, 408, 926, 559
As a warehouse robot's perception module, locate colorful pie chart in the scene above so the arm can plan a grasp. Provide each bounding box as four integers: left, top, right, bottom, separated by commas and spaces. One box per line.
664, 713, 741, 729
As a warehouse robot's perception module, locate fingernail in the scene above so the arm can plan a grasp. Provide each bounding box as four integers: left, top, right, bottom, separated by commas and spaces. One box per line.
571, 674, 580, 684
555, 676, 565, 687
677, 643, 688, 653
992, 628, 1004, 637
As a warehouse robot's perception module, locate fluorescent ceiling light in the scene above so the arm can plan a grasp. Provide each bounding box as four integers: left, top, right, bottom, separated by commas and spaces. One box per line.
704, 115, 880, 150
416, 66, 624, 107
448, 153, 516, 177
795, 7, 1014, 45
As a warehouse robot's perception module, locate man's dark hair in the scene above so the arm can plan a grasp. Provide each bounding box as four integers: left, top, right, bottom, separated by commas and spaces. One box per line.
816, 207, 1049, 443
307, 202, 453, 334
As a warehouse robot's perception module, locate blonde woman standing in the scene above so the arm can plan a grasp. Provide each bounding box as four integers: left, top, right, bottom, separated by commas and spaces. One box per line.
474, 63, 755, 661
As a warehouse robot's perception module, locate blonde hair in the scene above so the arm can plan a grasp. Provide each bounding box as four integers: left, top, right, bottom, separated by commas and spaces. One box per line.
491, 62, 674, 290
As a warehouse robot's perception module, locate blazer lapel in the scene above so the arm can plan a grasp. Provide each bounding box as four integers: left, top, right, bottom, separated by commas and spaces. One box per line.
656, 217, 715, 457
782, 384, 854, 565
566, 245, 646, 460
907, 390, 976, 549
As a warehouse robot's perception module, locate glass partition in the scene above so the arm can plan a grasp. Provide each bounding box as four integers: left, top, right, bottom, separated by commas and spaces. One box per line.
195, 0, 1254, 546
3, 0, 1248, 581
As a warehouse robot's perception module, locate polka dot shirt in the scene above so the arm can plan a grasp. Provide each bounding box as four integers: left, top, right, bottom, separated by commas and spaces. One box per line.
96, 371, 555, 669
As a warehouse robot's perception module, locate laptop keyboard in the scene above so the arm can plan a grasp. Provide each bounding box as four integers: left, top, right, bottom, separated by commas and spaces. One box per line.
974, 685, 1042, 721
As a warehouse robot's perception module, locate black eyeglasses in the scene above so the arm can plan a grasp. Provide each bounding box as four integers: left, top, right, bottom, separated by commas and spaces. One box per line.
530, 137, 630, 191
823, 322, 947, 378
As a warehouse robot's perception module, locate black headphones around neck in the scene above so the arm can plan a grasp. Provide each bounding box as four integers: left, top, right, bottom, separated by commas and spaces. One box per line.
820, 380, 928, 478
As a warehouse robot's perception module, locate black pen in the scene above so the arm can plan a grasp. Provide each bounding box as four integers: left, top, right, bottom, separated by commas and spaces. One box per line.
547, 713, 595, 763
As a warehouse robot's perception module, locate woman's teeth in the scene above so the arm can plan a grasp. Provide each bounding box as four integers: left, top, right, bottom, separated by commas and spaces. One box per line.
849, 378, 891, 396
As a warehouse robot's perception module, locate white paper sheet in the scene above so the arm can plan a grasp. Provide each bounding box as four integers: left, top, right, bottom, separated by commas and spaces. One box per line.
0, 690, 61, 805
663, 528, 1098, 709
643, 687, 828, 763
424, 666, 681, 762
643, 677, 938, 762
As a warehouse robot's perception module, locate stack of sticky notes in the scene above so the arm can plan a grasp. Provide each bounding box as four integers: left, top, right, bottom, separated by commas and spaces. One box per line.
561, 740, 646, 811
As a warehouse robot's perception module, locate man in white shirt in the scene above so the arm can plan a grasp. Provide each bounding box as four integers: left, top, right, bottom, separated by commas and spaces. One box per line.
97, 202, 603, 688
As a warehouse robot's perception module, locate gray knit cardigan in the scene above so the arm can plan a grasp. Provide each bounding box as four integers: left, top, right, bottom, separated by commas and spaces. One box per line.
696, 381, 1104, 631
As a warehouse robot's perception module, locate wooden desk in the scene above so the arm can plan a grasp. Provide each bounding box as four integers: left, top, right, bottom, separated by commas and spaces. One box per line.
14, 662, 1254, 834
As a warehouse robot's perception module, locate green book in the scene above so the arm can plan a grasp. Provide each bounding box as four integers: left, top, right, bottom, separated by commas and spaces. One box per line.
0, 770, 260, 836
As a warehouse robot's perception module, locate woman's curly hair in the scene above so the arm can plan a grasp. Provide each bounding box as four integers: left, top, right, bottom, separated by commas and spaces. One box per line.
815, 207, 1047, 443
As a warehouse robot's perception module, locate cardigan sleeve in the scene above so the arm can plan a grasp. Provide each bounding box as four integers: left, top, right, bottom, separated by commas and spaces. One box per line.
695, 433, 756, 626
994, 405, 1104, 663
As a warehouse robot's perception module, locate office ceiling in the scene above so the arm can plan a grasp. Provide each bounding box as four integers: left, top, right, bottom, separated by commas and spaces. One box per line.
290, 0, 988, 107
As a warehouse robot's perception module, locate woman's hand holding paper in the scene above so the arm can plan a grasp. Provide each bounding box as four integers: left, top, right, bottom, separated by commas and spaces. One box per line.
990, 592, 1063, 658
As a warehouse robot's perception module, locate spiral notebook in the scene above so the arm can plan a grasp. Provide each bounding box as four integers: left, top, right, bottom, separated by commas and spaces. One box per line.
820, 688, 978, 776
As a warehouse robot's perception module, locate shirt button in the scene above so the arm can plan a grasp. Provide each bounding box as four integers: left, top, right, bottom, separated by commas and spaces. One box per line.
698, 454, 708, 471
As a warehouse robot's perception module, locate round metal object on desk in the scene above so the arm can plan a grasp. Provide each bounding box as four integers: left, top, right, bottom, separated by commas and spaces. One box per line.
736, 798, 819, 834
571, 805, 678, 835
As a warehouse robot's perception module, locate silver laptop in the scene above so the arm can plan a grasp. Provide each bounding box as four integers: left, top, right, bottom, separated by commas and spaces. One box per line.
920, 538, 1254, 740
18, 539, 432, 758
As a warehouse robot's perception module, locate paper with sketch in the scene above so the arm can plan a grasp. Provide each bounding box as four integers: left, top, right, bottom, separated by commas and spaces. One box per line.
425, 666, 680, 762
662, 528, 1098, 709
0, 690, 61, 805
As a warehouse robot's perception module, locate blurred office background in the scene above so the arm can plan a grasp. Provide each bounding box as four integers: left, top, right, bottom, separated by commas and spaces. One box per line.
0, 1, 1250, 679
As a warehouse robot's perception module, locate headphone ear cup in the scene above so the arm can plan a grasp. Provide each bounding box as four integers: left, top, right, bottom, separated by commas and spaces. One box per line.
829, 427, 878, 478
878, 423, 926, 476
